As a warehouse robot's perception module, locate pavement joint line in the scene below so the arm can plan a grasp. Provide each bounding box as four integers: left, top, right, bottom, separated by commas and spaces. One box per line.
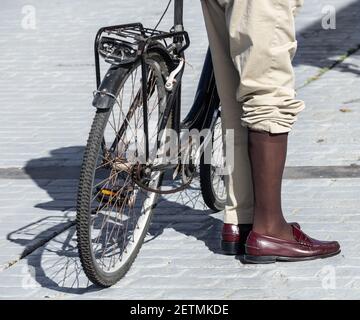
297, 42, 360, 89
0, 165, 360, 180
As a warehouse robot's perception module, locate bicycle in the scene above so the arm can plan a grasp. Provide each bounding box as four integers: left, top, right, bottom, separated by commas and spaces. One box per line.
76, 0, 227, 287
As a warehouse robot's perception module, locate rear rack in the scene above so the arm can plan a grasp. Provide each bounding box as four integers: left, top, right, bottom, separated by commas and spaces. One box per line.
94, 22, 190, 88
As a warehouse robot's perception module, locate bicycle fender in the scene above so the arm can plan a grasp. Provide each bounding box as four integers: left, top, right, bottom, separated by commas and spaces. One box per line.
92, 66, 130, 110
92, 44, 173, 111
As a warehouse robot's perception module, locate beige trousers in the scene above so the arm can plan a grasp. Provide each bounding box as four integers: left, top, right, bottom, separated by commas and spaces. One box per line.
201, 0, 305, 224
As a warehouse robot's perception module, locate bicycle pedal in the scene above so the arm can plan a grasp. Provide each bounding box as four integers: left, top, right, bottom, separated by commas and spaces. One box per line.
96, 186, 135, 207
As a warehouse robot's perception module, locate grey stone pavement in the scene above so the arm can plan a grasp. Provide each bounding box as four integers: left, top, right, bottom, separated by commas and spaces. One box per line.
0, 0, 360, 299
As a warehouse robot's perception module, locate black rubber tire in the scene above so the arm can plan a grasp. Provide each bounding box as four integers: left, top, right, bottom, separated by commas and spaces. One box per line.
76, 51, 174, 287
199, 109, 226, 212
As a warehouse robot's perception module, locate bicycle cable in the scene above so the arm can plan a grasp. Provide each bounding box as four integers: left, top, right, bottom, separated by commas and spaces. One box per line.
150, 0, 173, 36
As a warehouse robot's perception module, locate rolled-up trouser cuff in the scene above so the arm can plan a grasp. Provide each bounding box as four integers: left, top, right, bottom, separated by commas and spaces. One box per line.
240, 97, 306, 134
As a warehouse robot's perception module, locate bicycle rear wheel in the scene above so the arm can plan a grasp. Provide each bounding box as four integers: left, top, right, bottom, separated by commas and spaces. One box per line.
76, 51, 174, 287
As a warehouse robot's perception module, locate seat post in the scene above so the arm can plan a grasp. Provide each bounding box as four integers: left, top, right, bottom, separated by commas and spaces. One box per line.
174, 0, 184, 31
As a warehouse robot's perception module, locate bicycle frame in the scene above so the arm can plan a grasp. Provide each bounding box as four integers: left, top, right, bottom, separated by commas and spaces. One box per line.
173, 1, 220, 131
181, 48, 220, 131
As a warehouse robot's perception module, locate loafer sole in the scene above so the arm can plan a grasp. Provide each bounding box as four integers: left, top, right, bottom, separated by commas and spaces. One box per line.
221, 240, 242, 255
244, 249, 341, 264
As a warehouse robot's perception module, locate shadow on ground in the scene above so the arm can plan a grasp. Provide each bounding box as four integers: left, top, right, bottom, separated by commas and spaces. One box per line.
24, 146, 84, 211
294, 0, 360, 77
7, 146, 226, 294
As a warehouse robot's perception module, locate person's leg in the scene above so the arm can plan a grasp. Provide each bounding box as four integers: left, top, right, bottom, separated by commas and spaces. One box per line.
202, 0, 340, 261
201, 0, 254, 225
222, 0, 305, 240
248, 130, 293, 240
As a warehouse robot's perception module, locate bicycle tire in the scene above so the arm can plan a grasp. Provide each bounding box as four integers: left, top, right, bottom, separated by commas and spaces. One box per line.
76, 50, 175, 287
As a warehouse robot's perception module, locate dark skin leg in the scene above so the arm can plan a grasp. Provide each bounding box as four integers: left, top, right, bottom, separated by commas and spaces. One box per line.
248, 129, 294, 241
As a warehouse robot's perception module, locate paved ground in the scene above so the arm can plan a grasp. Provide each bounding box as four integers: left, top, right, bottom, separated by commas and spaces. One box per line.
0, 0, 360, 299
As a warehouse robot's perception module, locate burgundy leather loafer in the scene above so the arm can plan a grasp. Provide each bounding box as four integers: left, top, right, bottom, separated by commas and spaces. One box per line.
221, 224, 252, 255
244, 224, 341, 263
221, 222, 301, 255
